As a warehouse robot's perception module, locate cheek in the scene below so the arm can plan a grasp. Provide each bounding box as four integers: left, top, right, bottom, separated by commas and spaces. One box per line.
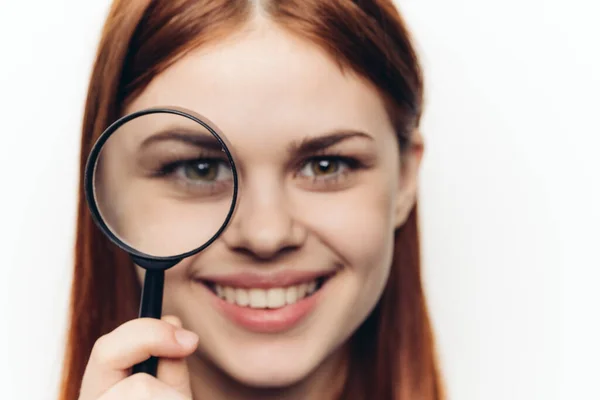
292, 178, 398, 344
159, 258, 197, 314
295, 177, 397, 273
111, 182, 232, 256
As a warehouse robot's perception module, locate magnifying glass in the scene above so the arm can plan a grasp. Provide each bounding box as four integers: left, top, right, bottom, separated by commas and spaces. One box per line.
84, 107, 238, 376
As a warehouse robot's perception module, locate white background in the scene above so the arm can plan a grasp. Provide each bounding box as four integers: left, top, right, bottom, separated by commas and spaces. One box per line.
0, 1, 598, 399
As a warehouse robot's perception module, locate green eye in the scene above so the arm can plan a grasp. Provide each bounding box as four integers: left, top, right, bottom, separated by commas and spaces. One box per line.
182, 161, 219, 181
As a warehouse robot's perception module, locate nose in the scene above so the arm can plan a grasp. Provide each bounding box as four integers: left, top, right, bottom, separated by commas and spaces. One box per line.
221, 178, 307, 260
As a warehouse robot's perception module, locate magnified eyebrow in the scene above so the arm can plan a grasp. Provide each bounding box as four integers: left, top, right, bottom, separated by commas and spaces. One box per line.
139, 128, 225, 152
287, 130, 374, 157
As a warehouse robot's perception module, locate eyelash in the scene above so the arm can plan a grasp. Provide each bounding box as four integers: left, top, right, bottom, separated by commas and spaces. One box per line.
153, 158, 224, 178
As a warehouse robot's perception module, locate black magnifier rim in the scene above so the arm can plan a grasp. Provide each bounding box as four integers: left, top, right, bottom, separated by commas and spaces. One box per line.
84, 107, 239, 264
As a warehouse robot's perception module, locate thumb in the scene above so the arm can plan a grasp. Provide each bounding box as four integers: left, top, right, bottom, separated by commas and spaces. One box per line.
156, 315, 197, 398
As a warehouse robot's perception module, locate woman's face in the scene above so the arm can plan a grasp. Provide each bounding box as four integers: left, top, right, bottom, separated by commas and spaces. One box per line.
123, 22, 421, 388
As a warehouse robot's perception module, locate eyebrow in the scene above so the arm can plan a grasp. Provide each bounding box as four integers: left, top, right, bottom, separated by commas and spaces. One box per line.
139, 128, 374, 155
139, 128, 225, 152
287, 130, 374, 157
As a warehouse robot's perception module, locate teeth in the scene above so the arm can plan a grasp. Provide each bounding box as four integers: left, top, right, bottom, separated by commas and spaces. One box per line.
249, 289, 267, 308
285, 286, 298, 304
267, 288, 286, 308
235, 288, 249, 306
213, 279, 320, 309
224, 287, 236, 304
297, 283, 307, 298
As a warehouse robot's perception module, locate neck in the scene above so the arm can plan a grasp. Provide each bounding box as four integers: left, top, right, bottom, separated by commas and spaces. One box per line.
188, 345, 349, 400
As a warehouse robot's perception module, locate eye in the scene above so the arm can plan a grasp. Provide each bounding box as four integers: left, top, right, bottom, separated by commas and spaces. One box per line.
299, 157, 350, 178
175, 159, 232, 183
182, 160, 218, 181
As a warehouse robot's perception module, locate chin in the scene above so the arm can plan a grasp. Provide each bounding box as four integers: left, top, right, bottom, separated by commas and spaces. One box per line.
215, 341, 326, 388
229, 366, 312, 388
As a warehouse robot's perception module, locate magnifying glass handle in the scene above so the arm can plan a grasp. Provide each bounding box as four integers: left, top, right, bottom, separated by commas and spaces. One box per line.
131, 269, 165, 376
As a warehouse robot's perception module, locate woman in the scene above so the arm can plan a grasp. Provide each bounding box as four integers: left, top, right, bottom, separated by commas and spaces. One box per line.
59, 0, 444, 399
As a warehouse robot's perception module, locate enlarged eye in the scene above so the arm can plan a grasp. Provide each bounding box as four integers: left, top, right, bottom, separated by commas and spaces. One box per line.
300, 157, 348, 177
177, 159, 231, 183
183, 160, 218, 181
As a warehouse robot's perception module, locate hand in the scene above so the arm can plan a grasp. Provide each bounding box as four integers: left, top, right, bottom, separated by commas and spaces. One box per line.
78, 315, 199, 399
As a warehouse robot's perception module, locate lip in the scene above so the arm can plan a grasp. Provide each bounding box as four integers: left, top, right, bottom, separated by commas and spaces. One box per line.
193, 269, 336, 289
197, 275, 334, 333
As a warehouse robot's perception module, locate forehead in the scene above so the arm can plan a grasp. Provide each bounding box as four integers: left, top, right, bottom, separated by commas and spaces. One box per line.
125, 23, 394, 147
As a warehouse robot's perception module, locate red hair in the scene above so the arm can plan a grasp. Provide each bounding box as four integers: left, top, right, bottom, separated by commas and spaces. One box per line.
59, 1, 443, 399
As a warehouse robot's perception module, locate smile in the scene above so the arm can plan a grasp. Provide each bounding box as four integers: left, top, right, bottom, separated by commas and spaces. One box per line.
194, 271, 336, 333
210, 277, 327, 309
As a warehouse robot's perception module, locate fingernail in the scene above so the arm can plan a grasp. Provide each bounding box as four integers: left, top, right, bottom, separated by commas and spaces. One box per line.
174, 329, 198, 348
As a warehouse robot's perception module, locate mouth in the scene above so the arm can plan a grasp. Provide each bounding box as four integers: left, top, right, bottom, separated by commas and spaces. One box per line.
193, 271, 336, 333
200, 274, 332, 309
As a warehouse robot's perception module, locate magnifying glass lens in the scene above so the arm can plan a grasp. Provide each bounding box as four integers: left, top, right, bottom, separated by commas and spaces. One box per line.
91, 111, 235, 258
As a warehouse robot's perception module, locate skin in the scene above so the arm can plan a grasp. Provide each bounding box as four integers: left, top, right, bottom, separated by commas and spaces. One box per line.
80, 17, 423, 400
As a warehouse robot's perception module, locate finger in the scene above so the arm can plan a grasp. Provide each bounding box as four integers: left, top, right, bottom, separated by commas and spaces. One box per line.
79, 316, 199, 400
157, 316, 194, 397
98, 372, 188, 400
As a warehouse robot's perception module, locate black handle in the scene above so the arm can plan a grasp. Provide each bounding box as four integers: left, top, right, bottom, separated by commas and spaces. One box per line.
131, 269, 165, 376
